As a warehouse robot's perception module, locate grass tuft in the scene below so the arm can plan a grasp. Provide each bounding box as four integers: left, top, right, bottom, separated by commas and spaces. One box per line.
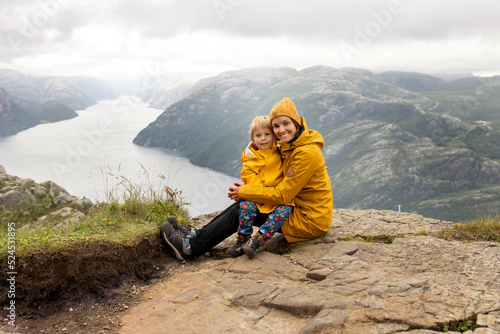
0, 164, 190, 258
437, 212, 500, 242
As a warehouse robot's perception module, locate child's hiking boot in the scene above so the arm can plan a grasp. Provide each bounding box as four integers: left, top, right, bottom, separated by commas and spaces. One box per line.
242, 233, 268, 259
226, 234, 251, 257
160, 222, 193, 261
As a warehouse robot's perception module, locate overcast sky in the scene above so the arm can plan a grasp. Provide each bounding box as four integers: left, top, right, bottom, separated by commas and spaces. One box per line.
1, 0, 499, 82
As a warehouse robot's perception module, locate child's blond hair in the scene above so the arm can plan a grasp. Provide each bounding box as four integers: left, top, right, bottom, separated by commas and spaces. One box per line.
250, 116, 274, 141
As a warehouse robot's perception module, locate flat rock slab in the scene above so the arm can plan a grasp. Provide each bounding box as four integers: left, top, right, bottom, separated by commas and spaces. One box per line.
120, 209, 500, 333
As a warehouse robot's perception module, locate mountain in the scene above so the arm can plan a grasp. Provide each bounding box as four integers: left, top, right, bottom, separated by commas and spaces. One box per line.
375, 71, 446, 91
0, 68, 118, 137
0, 87, 76, 136
133, 66, 500, 222
27, 74, 116, 110
0, 69, 41, 106
382, 72, 500, 162
0, 88, 36, 136
138, 72, 210, 109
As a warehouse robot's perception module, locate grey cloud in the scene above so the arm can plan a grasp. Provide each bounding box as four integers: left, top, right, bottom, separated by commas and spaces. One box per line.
0, 0, 499, 77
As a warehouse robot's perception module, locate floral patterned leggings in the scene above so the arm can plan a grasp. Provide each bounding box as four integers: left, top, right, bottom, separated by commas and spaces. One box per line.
238, 201, 292, 239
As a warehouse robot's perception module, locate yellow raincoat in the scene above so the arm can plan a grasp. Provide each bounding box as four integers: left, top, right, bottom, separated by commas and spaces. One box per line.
240, 142, 284, 214
239, 118, 333, 242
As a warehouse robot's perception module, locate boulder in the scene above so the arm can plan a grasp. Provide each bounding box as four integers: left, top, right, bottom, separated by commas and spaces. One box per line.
0, 188, 35, 210
53, 193, 77, 205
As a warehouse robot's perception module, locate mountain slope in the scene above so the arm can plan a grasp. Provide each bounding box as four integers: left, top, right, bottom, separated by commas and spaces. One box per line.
134, 66, 500, 221
138, 72, 209, 110
0, 68, 117, 137
0, 88, 38, 136
0, 88, 77, 137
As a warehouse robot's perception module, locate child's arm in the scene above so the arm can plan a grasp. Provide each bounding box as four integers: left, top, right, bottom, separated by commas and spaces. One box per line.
240, 163, 261, 186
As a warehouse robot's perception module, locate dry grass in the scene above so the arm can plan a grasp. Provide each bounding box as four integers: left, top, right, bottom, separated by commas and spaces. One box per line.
437, 212, 500, 242
0, 164, 190, 258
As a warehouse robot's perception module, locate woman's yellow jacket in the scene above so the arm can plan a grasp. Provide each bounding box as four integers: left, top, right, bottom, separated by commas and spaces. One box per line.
239, 118, 333, 242
240, 142, 284, 214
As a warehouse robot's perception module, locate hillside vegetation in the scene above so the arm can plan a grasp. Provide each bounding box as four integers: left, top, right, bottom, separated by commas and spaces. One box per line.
134, 66, 500, 221
0, 165, 188, 259
0, 165, 189, 308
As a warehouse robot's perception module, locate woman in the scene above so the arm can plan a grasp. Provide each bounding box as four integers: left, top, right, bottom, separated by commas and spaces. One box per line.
161, 97, 333, 260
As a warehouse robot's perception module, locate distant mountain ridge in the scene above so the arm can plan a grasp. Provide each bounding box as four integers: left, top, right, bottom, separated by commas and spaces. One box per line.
134, 66, 500, 221
0, 68, 117, 137
138, 72, 210, 110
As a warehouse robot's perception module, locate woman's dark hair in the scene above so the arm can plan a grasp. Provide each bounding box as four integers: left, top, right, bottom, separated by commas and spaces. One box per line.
291, 119, 301, 132
290, 119, 303, 142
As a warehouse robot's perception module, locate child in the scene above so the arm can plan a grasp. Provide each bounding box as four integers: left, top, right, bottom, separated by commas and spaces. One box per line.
226, 116, 293, 258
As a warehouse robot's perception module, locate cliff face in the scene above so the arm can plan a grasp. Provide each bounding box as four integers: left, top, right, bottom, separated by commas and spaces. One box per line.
0, 88, 39, 136
119, 209, 500, 333
133, 66, 500, 221
0, 88, 12, 113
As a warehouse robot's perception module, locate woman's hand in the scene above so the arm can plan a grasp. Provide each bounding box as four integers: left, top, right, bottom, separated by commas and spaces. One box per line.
228, 182, 242, 201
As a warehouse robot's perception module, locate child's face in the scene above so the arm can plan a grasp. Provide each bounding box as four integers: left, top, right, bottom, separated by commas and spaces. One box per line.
271, 116, 299, 143
252, 125, 274, 150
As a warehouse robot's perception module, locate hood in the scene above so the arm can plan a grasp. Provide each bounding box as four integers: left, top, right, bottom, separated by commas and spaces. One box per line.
241, 142, 278, 163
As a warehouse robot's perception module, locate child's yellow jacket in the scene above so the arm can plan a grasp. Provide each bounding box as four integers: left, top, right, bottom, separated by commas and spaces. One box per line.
240, 142, 284, 214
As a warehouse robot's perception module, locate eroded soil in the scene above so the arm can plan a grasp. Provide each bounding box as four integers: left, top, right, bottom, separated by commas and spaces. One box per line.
0, 235, 206, 334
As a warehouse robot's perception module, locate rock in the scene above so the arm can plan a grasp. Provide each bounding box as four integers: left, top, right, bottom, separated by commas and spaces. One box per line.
31, 207, 85, 229
120, 209, 500, 333
53, 193, 77, 205
0, 164, 6, 174
41, 180, 71, 198
75, 198, 93, 208
0, 171, 91, 224
0, 188, 35, 210
299, 309, 348, 334
30, 185, 47, 198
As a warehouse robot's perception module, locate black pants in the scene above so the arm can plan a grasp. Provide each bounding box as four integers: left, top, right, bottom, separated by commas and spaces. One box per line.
189, 202, 268, 257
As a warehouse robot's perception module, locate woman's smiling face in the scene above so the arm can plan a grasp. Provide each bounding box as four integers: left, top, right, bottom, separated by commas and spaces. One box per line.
271, 115, 299, 143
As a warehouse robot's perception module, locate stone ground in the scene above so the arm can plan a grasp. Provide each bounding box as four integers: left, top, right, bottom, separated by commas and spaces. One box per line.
2, 209, 500, 333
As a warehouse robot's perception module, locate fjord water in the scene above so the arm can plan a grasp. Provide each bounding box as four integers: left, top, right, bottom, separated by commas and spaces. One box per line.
0, 96, 237, 216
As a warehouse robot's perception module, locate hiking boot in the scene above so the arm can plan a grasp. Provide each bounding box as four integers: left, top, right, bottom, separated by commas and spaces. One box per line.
226, 234, 251, 257
242, 233, 268, 259
168, 215, 191, 235
160, 222, 193, 261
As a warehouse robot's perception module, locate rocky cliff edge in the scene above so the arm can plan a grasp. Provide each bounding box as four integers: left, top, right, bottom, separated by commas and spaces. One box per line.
120, 209, 500, 334
1, 163, 499, 333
